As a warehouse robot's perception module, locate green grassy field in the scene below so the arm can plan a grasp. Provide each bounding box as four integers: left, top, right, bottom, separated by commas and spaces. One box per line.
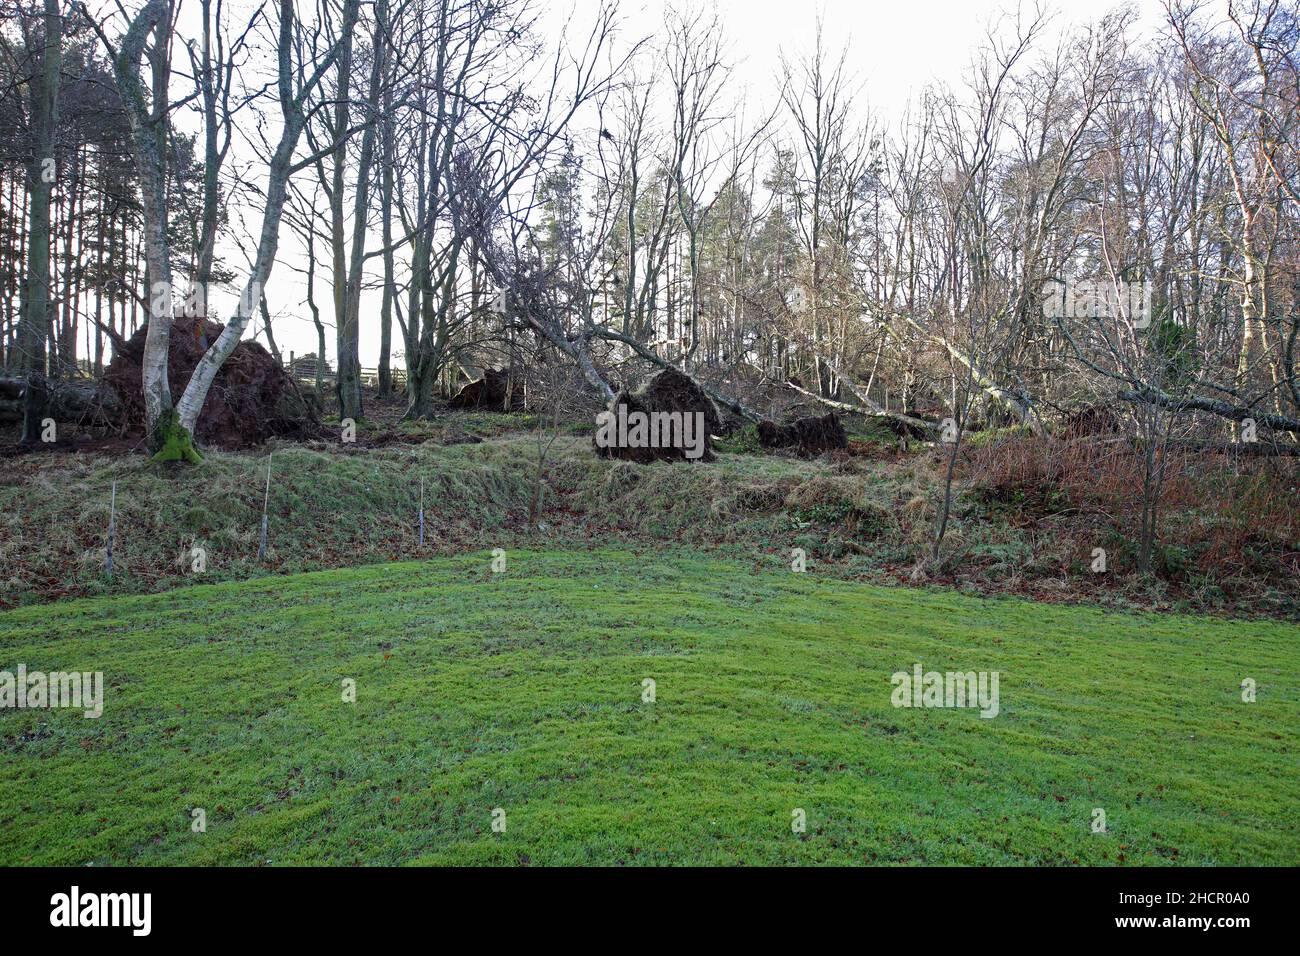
1, 548, 1295, 865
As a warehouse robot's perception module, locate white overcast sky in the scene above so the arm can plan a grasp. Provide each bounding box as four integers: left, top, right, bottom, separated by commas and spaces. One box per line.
614, 0, 1172, 116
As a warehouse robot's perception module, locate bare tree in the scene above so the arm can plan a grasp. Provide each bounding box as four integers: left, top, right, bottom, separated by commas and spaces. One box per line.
85, 0, 360, 459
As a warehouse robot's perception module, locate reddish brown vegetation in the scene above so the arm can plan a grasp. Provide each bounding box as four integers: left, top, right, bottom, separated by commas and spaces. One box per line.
962, 435, 1299, 602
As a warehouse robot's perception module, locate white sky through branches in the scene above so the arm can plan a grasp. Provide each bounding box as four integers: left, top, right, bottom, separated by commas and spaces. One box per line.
187, 0, 1206, 366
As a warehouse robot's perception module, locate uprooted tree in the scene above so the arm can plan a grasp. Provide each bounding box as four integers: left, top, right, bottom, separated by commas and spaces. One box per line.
80, 0, 359, 461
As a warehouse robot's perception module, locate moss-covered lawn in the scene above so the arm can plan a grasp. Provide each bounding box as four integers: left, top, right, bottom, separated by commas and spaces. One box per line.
1, 549, 1295, 865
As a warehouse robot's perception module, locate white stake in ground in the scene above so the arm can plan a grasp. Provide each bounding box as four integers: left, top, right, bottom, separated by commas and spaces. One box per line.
105, 480, 117, 578
257, 455, 272, 562
418, 475, 425, 548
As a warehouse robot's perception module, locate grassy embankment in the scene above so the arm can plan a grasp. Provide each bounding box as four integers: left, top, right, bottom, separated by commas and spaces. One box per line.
3, 411, 1295, 618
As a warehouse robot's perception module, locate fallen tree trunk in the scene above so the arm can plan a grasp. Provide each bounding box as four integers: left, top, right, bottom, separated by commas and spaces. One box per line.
1157, 438, 1300, 457
1052, 314, 1300, 437
526, 321, 616, 404
782, 378, 937, 437
1117, 388, 1300, 434
0, 375, 123, 436
880, 316, 1045, 435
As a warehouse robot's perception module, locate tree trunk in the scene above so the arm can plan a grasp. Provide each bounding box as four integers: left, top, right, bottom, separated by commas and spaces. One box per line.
377, 41, 396, 399
13, 0, 63, 377
339, 0, 387, 412
112, 1, 180, 452
175, 0, 361, 443
329, 23, 362, 421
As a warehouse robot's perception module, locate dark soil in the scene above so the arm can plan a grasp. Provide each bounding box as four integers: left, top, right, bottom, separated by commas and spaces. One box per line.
449, 368, 525, 411
758, 412, 848, 456
103, 320, 324, 449
1061, 404, 1123, 439
595, 366, 721, 462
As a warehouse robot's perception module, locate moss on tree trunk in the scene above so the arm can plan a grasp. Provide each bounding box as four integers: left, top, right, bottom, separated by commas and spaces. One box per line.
151, 408, 203, 463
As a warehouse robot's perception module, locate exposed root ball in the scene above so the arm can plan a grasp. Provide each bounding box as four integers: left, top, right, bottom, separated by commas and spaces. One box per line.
449, 368, 525, 411
103, 320, 322, 449
874, 415, 933, 441
757, 412, 847, 457
594, 366, 720, 463
1061, 404, 1122, 439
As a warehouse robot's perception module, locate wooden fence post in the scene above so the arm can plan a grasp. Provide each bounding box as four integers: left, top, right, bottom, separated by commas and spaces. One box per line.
257, 455, 272, 562
105, 480, 116, 578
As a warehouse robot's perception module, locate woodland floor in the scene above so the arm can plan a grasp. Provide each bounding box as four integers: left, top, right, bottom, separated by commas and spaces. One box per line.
1, 549, 1295, 865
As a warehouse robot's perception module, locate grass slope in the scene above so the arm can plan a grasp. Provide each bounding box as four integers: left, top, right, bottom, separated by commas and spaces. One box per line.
6, 426, 1295, 619
1, 549, 1295, 865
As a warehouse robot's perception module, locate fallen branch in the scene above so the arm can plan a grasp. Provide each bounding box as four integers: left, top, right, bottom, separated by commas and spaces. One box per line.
518, 316, 615, 404
1117, 388, 1300, 434
592, 324, 764, 423
782, 379, 937, 436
